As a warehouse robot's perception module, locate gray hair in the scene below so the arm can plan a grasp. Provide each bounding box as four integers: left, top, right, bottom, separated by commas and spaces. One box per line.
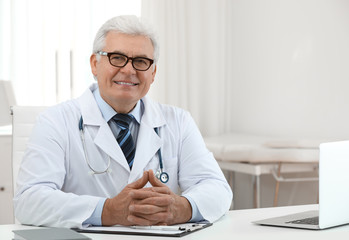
93, 15, 159, 64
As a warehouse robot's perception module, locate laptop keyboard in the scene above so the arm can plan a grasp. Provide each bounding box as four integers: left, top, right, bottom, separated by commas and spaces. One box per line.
286, 216, 319, 225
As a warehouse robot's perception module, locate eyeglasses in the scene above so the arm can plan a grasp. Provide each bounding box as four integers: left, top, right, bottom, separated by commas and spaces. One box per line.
97, 51, 154, 71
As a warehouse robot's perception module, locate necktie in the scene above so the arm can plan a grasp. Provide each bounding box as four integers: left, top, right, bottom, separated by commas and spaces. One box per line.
113, 114, 135, 169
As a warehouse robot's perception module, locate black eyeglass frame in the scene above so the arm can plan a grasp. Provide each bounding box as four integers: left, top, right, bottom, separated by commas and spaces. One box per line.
97, 51, 154, 71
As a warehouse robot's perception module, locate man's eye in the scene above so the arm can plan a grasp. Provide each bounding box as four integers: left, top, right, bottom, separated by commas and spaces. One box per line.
134, 58, 147, 65
111, 55, 124, 61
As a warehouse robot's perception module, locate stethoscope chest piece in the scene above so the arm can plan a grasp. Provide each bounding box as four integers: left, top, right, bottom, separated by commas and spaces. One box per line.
156, 170, 169, 183
160, 172, 169, 183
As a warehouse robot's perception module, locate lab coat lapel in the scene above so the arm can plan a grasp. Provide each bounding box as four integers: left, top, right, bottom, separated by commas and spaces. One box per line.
78, 84, 130, 172
129, 97, 166, 182
94, 123, 130, 171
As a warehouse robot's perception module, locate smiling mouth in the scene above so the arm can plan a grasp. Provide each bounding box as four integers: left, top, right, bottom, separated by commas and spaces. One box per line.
114, 81, 138, 86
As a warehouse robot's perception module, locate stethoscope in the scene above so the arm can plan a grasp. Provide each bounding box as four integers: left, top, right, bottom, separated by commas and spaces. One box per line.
79, 116, 169, 183
153, 128, 169, 183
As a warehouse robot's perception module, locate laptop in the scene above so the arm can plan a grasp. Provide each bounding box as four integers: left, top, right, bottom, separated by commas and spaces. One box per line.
253, 140, 349, 230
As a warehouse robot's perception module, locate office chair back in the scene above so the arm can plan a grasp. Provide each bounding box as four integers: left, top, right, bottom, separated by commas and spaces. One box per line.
11, 106, 47, 195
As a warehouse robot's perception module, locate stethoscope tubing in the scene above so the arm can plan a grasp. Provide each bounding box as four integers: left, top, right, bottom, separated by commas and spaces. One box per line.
79, 116, 169, 183
79, 116, 111, 174
154, 128, 169, 183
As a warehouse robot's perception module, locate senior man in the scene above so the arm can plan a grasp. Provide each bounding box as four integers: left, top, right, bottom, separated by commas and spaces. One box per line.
14, 15, 232, 228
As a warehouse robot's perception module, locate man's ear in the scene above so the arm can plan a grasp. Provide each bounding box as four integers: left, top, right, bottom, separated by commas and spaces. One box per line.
151, 65, 157, 83
90, 54, 98, 77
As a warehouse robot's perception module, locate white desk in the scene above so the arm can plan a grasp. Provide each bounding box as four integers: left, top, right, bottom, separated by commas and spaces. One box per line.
1, 204, 349, 239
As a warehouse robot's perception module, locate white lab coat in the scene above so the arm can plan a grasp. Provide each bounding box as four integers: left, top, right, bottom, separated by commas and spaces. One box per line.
14, 83, 232, 228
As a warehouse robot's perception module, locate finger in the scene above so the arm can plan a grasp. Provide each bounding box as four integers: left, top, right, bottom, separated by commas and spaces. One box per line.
136, 196, 173, 207
148, 169, 166, 187
142, 186, 171, 194
131, 211, 171, 224
127, 214, 157, 226
129, 203, 167, 215
127, 171, 149, 189
131, 187, 170, 199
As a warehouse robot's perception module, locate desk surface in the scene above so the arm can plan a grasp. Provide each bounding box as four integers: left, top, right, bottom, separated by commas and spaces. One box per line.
1, 204, 348, 240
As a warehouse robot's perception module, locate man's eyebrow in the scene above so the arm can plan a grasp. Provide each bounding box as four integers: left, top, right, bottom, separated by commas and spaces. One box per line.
134, 54, 151, 58
109, 50, 151, 59
109, 50, 125, 55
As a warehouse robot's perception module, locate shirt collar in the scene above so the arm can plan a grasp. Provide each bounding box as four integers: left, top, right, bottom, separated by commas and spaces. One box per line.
93, 87, 142, 124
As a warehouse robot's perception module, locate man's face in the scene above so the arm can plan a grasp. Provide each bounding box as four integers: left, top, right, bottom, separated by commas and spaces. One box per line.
90, 31, 156, 113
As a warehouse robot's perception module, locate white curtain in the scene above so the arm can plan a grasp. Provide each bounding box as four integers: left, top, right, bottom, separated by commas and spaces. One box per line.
0, 0, 141, 106
142, 0, 233, 137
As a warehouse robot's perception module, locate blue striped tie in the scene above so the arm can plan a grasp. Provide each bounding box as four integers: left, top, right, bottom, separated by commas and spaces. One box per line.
113, 114, 135, 169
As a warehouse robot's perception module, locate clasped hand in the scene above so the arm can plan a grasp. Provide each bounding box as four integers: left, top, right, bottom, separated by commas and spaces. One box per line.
101, 170, 192, 226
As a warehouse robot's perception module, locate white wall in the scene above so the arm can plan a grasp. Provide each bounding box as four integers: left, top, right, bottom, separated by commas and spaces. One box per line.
142, 0, 349, 140
225, 0, 349, 209
228, 0, 349, 139
141, 0, 349, 208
